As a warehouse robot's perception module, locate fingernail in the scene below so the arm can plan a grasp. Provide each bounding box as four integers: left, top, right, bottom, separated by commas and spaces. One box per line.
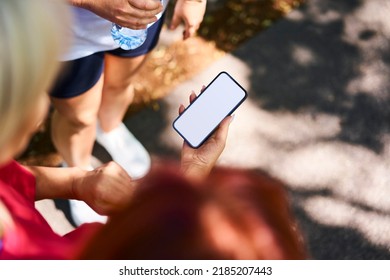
230, 114, 235, 123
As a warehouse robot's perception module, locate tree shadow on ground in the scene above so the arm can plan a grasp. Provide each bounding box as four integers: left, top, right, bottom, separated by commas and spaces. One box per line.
233, 0, 390, 259
290, 190, 390, 259
234, 0, 390, 153
124, 101, 180, 159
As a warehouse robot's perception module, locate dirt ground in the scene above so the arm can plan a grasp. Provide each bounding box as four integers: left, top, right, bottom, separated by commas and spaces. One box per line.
18, 0, 304, 167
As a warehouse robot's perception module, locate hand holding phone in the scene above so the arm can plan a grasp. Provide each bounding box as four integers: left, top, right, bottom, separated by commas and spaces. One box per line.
173, 71, 247, 148
178, 91, 234, 179
174, 72, 247, 179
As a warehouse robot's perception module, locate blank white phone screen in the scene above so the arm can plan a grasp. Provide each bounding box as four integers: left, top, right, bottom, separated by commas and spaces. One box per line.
173, 72, 247, 148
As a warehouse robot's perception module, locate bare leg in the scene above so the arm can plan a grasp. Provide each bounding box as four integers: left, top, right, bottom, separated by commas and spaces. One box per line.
96, 54, 151, 179
98, 53, 147, 132
51, 75, 103, 169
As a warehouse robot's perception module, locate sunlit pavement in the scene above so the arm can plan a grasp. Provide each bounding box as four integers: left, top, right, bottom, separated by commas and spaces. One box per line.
37, 0, 390, 259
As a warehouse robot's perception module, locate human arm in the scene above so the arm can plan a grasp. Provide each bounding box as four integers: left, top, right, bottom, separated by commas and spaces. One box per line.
170, 0, 207, 39
179, 91, 233, 180
68, 0, 163, 29
26, 161, 135, 216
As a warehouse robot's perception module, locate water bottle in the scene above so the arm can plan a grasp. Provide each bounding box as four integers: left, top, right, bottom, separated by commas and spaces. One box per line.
111, 0, 166, 50
111, 25, 148, 50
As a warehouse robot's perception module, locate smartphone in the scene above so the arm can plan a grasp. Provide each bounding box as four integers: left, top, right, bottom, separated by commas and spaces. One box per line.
173, 71, 247, 148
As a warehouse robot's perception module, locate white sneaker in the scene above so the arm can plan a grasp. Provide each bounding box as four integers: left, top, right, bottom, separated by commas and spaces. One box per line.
96, 122, 151, 179
69, 200, 107, 226
60, 156, 103, 170
61, 162, 107, 227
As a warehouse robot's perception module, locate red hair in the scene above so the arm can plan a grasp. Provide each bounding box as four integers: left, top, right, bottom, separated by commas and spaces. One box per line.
78, 164, 306, 259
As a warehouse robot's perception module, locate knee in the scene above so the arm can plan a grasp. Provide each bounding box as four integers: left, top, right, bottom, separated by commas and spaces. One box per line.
103, 80, 134, 97
55, 109, 98, 130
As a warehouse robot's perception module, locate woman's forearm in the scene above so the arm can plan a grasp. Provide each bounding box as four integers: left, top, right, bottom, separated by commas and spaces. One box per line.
24, 165, 86, 201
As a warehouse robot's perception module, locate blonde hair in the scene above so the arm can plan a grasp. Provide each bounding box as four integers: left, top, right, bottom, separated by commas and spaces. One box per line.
0, 0, 70, 149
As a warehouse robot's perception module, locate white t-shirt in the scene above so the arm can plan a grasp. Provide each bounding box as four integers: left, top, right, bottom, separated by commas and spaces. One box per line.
62, 3, 168, 61
61, 7, 118, 61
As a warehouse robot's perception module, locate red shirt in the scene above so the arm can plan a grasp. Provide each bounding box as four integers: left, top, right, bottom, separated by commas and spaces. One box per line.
0, 160, 102, 259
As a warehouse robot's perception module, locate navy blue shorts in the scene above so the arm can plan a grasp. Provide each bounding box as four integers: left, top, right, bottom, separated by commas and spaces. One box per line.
51, 14, 165, 99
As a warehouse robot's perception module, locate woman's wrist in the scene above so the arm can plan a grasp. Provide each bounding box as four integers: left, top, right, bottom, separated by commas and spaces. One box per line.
181, 161, 212, 181
70, 168, 88, 201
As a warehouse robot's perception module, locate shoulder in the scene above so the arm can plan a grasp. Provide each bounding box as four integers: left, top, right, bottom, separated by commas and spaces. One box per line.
1, 160, 35, 182
0, 161, 36, 202
0, 160, 32, 178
